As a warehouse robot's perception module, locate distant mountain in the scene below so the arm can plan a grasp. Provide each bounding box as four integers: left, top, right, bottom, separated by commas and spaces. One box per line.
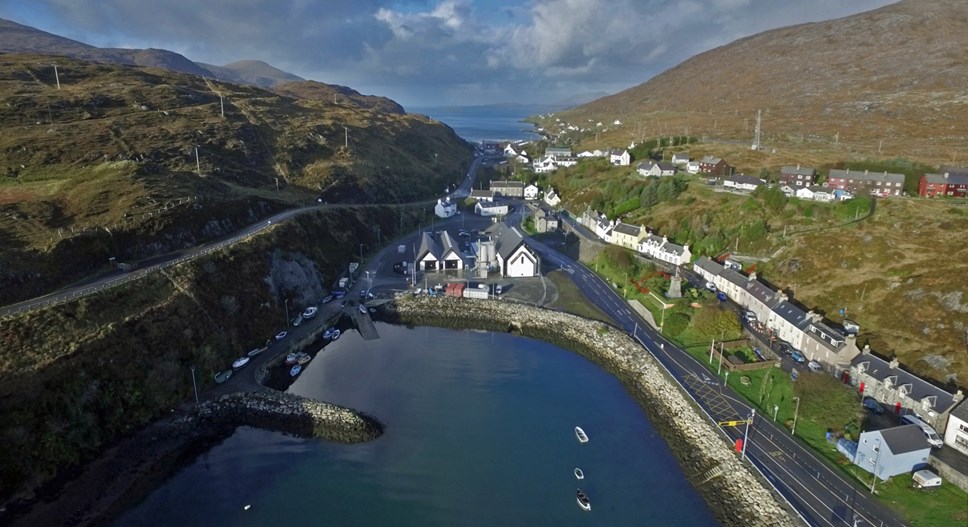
557, 0, 968, 164
0, 17, 300, 88
198, 59, 303, 88
551, 92, 611, 108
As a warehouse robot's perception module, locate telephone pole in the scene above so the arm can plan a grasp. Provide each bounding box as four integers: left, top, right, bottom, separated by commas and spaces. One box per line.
53, 64, 61, 89
752, 109, 761, 151
195, 147, 201, 176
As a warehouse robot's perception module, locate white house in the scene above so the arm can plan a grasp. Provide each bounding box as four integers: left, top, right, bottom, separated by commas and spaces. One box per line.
470, 189, 494, 202
594, 216, 616, 243
609, 149, 631, 166
944, 399, 968, 456
795, 187, 816, 201
723, 175, 765, 192
523, 184, 540, 201
556, 156, 578, 168
544, 146, 572, 159
475, 201, 509, 217
577, 149, 606, 158
533, 156, 558, 174
853, 426, 931, 481
779, 185, 796, 197
638, 234, 691, 266
686, 161, 701, 174
510, 153, 530, 164
671, 152, 691, 165
480, 224, 539, 277
544, 187, 561, 208
434, 198, 457, 218
415, 231, 465, 271
636, 160, 676, 177
503, 144, 523, 157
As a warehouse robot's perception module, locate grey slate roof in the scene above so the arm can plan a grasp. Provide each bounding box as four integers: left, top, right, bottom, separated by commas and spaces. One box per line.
694, 256, 723, 277
743, 276, 780, 306
665, 242, 687, 256
470, 189, 494, 199
880, 425, 930, 455
416, 231, 439, 261
950, 399, 968, 423
726, 175, 765, 186
851, 352, 957, 413
923, 172, 968, 185
490, 180, 525, 189
700, 156, 722, 164
438, 231, 459, 258
773, 300, 809, 327
828, 169, 904, 184
781, 165, 816, 176
612, 222, 642, 237
484, 223, 530, 261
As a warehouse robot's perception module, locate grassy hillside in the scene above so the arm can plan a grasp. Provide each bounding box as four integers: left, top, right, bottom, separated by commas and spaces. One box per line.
548, 159, 968, 385
0, 54, 472, 303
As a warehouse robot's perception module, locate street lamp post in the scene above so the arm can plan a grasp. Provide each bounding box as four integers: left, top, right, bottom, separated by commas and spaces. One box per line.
870, 438, 882, 493
792, 396, 801, 435
359, 243, 364, 263
741, 408, 755, 462
285, 298, 290, 327
190, 366, 199, 405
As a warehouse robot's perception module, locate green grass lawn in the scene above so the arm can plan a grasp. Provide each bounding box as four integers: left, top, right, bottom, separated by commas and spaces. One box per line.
545, 270, 615, 325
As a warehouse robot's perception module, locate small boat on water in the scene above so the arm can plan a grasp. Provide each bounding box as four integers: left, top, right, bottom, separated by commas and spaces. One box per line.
574, 468, 584, 480
290, 364, 302, 377
331, 329, 341, 340
214, 370, 233, 384
323, 327, 336, 339
285, 352, 298, 365
576, 489, 591, 511
359, 304, 367, 314
296, 352, 311, 365
575, 426, 589, 444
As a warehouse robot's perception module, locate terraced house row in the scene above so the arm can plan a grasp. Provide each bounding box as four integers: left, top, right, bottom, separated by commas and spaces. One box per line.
578, 209, 691, 266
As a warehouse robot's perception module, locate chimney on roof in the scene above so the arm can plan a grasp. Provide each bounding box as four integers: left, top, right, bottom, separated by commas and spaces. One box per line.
944, 172, 949, 179
864, 169, 869, 175
953, 389, 964, 404
776, 291, 788, 302
889, 358, 900, 370
749, 271, 757, 282
796, 164, 800, 170
862, 344, 870, 354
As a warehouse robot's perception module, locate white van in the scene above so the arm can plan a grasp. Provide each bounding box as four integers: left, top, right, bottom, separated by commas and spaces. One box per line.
901, 414, 944, 448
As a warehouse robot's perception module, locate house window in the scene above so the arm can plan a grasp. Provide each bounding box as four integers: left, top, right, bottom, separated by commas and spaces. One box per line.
959, 423, 968, 434
868, 458, 876, 466
957, 435, 968, 450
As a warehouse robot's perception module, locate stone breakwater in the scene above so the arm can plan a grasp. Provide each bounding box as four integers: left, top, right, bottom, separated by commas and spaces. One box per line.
194, 391, 384, 443
391, 295, 800, 527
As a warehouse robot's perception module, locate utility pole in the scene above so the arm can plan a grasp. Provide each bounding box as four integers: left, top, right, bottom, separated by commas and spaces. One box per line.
792, 397, 801, 435
752, 109, 761, 151
190, 366, 199, 405
344, 127, 349, 149
285, 298, 290, 327
220, 93, 224, 118
195, 146, 201, 176
53, 64, 60, 89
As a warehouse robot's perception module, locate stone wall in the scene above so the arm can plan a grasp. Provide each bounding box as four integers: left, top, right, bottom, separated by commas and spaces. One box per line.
389, 295, 800, 527
193, 391, 383, 444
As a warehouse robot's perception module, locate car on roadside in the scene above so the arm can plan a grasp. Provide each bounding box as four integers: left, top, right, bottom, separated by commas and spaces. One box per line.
744, 310, 757, 322
705, 281, 717, 292
790, 351, 806, 364
320, 295, 334, 304
302, 306, 318, 319
777, 342, 795, 356
863, 397, 884, 415
807, 360, 823, 373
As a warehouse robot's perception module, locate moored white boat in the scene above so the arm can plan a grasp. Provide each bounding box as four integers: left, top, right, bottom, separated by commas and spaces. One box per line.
331, 329, 341, 340
286, 352, 298, 364
232, 356, 250, 370
323, 327, 336, 339
574, 468, 584, 480
576, 489, 591, 511
290, 364, 302, 377
296, 352, 311, 365
575, 426, 588, 444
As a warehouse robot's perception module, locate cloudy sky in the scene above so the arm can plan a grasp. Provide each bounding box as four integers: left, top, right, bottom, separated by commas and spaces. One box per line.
0, 0, 894, 108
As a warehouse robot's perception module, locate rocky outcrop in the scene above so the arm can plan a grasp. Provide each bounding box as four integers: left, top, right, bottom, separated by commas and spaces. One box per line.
389, 295, 799, 527
193, 391, 383, 443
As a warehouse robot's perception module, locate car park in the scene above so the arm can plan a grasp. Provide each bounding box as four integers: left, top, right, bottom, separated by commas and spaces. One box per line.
790, 351, 806, 364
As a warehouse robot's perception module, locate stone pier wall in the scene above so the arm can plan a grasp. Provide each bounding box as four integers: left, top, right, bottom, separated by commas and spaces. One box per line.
389, 295, 799, 527
193, 391, 384, 444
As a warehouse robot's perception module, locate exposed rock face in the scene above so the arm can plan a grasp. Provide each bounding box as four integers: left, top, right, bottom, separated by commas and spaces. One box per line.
390, 296, 800, 527
264, 249, 327, 307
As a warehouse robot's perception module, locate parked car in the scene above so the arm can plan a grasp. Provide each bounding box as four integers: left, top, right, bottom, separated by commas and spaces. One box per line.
302, 306, 318, 319
320, 295, 334, 304
790, 351, 806, 364
744, 310, 757, 322
753, 347, 766, 361
863, 397, 884, 415
705, 282, 717, 292
777, 341, 795, 356
807, 360, 823, 373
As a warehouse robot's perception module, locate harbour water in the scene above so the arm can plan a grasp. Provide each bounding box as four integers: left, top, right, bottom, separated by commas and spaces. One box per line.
408, 104, 558, 143
113, 324, 718, 526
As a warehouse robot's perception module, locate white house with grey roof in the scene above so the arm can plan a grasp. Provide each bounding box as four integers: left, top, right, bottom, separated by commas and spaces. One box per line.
943, 398, 968, 456
609, 149, 631, 166
480, 224, 539, 278
475, 201, 509, 217
636, 160, 677, 177
671, 152, 691, 165
434, 198, 458, 218
415, 231, 465, 272
523, 184, 540, 200
611, 222, 645, 250
853, 425, 931, 481
723, 175, 765, 192
490, 180, 525, 198
543, 187, 561, 208
849, 350, 963, 432
638, 234, 691, 266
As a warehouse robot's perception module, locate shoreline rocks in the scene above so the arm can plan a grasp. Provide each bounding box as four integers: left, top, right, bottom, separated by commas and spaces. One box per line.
389, 295, 800, 527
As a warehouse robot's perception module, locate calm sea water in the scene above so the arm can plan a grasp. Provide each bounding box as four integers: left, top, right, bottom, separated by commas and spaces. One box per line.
113, 324, 718, 527
409, 104, 557, 143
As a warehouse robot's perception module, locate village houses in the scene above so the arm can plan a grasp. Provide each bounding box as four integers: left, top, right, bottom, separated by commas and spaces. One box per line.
490, 180, 525, 198
918, 170, 968, 198
543, 187, 561, 208
609, 149, 632, 166
779, 165, 817, 187
636, 160, 677, 177
827, 169, 904, 197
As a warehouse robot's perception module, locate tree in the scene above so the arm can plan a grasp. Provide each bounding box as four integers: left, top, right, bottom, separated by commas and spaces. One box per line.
794, 372, 860, 433
690, 305, 741, 341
